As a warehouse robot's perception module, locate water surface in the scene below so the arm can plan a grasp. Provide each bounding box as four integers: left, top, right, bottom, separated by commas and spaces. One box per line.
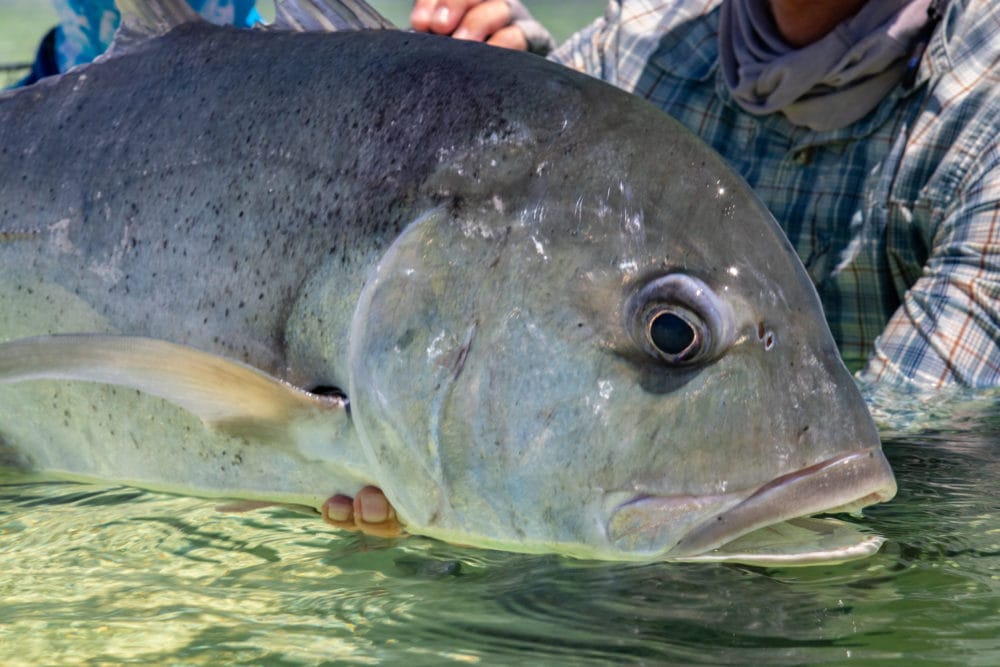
3, 408, 1000, 665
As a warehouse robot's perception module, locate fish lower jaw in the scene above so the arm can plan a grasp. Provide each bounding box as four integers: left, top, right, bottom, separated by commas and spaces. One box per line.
821, 488, 897, 517
665, 446, 897, 558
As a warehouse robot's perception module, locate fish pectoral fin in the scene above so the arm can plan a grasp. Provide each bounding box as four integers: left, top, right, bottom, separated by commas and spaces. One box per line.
272, 0, 394, 32
0, 334, 350, 459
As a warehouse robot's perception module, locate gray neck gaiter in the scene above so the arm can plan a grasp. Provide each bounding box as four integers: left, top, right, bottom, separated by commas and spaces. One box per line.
718, 0, 932, 132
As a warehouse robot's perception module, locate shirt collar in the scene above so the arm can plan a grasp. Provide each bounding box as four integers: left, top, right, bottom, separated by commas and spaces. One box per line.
645, 1, 941, 145
646, 2, 724, 83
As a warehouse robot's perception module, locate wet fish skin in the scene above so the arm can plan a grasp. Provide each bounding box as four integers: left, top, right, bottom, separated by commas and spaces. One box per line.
0, 22, 894, 560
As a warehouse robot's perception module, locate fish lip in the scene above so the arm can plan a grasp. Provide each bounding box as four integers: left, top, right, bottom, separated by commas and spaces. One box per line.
666, 446, 897, 558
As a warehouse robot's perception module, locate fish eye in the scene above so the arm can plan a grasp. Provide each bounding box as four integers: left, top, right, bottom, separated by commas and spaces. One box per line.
627, 274, 735, 366
647, 309, 700, 360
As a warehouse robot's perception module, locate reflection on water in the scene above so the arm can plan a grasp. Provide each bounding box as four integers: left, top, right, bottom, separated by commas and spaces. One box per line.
4, 410, 1000, 665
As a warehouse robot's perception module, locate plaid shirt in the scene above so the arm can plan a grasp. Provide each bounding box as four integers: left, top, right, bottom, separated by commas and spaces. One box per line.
552, 0, 1000, 390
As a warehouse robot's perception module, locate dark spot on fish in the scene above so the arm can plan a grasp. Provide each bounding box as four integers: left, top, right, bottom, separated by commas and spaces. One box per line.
450, 339, 472, 380
396, 328, 416, 350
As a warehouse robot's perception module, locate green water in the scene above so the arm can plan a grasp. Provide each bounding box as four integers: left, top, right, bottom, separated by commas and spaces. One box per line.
3, 417, 1000, 665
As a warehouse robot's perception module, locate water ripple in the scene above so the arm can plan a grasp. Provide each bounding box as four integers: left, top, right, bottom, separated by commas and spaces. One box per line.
3, 434, 1000, 664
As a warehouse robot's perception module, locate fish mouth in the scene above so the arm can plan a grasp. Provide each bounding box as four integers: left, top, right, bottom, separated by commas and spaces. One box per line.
608, 446, 897, 558
669, 446, 897, 557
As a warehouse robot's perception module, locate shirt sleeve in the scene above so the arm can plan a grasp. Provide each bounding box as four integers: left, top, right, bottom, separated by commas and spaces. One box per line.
859, 141, 1000, 389
548, 2, 618, 78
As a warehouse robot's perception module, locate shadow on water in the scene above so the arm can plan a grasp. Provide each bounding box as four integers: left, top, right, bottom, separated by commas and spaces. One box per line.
4, 405, 1000, 666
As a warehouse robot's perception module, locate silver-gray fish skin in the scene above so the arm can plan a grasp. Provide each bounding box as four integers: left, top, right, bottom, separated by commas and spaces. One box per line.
0, 23, 895, 560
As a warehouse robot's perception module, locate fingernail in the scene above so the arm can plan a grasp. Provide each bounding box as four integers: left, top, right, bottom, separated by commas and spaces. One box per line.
323, 496, 352, 522
453, 28, 471, 40
411, 7, 431, 27
359, 492, 389, 524
433, 6, 450, 27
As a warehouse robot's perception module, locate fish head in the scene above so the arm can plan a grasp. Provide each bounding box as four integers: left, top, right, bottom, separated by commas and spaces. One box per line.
346, 79, 895, 561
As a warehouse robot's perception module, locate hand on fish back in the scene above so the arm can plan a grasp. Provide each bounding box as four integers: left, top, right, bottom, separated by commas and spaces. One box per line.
0, 0, 896, 565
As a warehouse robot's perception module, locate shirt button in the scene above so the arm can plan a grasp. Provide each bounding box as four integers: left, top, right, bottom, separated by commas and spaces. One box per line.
793, 147, 814, 165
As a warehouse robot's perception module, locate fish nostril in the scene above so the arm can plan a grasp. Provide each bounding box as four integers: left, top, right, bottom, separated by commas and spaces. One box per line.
307, 385, 346, 398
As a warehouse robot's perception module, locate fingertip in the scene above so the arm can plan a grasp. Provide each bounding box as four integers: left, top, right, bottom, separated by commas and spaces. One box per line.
452, 0, 514, 44
431, 5, 456, 34
487, 25, 529, 51
410, 0, 438, 31
411, 9, 431, 31
321, 494, 354, 525
354, 485, 392, 524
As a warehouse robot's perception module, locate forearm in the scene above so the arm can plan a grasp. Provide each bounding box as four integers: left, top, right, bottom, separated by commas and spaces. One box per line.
860, 182, 1000, 389
548, 1, 618, 78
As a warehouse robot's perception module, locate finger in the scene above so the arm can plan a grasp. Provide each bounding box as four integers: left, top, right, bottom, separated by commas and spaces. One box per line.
410, 0, 441, 32
452, 0, 512, 41
353, 485, 405, 538
412, 0, 483, 36
486, 24, 528, 51
321, 493, 356, 530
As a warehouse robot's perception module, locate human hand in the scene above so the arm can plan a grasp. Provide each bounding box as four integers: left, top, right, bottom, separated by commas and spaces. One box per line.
322, 485, 405, 538
410, 0, 555, 54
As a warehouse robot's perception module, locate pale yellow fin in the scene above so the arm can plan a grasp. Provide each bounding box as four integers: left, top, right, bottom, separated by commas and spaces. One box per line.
0, 334, 347, 450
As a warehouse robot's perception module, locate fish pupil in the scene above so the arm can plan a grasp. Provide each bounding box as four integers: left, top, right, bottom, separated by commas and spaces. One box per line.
649, 311, 696, 357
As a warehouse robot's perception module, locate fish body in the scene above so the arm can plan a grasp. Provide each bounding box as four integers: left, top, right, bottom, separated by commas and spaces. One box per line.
0, 5, 895, 562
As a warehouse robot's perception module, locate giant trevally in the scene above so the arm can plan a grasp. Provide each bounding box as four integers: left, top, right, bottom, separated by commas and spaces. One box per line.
0, 0, 896, 565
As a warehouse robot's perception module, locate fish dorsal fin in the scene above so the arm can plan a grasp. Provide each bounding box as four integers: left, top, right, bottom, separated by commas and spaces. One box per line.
0, 334, 351, 461
107, 0, 204, 57
273, 0, 394, 32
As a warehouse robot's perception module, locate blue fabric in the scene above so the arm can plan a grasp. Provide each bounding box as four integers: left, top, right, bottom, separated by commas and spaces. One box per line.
53, 0, 261, 72
13, 27, 61, 87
